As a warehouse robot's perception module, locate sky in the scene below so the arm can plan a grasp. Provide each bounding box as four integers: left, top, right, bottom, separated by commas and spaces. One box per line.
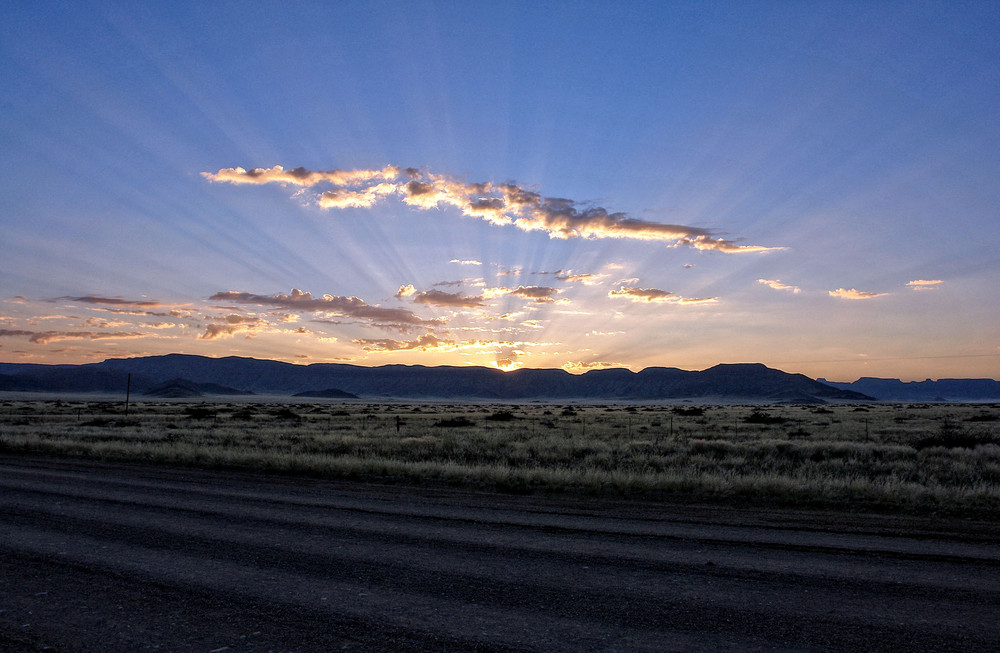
1, 1, 998, 382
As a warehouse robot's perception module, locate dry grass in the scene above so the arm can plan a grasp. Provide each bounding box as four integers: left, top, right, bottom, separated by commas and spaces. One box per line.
1, 399, 998, 515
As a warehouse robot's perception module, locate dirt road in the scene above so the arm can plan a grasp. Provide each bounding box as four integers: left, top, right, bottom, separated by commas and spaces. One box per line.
1, 454, 998, 651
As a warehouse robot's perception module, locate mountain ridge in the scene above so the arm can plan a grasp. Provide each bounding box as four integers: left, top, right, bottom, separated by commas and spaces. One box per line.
0, 354, 877, 402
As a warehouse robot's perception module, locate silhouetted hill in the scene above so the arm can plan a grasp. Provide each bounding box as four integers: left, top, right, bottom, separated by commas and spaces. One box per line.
819, 377, 1000, 402
0, 354, 880, 402
143, 378, 253, 398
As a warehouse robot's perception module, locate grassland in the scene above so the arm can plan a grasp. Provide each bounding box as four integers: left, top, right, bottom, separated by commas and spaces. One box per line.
1, 398, 998, 516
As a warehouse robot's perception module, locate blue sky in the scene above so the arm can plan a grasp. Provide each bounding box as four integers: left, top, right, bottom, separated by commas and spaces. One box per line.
1, 1, 998, 381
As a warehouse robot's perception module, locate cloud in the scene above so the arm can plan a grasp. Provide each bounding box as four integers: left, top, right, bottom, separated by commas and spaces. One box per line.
209, 289, 438, 327
199, 314, 266, 340
562, 360, 624, 371
508, 285, 560, 303
318, 182, 397, 208
353, 333, 454, 352
202, 164, 400, 187
608, 287, 717, 305
907, 279, 944, 290
556, 272, 602, 285
204, 164, 782, 251
97, 307, 194, 318
496, 267, 523, 276
450, 259, 483, 266
57, 295, 164, 307
0, 329, 34, 338
608, 287, 673, 303
412, 290, 485, 308
829, 288, 888, 300
0, 329, 149, 345
758, 279, 801, 293
395, 284, 416, 298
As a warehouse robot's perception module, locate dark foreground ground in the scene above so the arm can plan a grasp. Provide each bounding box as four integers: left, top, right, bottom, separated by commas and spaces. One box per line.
1, 455, 998, 652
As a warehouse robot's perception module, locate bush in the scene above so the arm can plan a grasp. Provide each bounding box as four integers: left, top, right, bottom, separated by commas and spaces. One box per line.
673, 406, 704, 417
434, 417, 475, 428
744, 409, 787, 425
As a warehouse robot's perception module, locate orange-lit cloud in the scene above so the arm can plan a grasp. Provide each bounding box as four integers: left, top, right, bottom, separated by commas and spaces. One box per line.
562, 360, 625, 371
608, 286, 717, 305
758, 279, 801, 293
556, 272, 602, 285
508, 285, 560, 303
413, 290, 486, 308
353, 333, 454, 352
209, 289, 439, 327
907, 279, 944, 290
318, 182, 397, 208
0, 329, 150, 345
829, 288, 888, 300
199, 314, 266, 340
203, 164, 782, 251
202, 164, 400, 187
608, 287, 673, 303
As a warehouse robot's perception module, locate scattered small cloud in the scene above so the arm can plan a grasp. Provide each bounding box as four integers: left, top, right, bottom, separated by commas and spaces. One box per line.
413, 290, 485, 308
907, 279, 944, 290
608, 287, 673, 303
395, 284, 416, 298
509, 286, 560, 303
829, 288, 888, 300
57, 295, 164, 307
758, 279, 801, 293
199, 314, 266, 340
556, 272, 602, 285
450, 259, 483, 266
608, 286, 717, 305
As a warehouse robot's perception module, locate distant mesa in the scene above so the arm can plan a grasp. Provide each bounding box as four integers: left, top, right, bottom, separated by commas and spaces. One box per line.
292, 388, 359, 399
2, 354, 998, 402
143, 378, 252, 398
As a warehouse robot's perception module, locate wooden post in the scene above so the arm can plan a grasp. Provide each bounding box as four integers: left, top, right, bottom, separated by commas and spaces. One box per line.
124, 373, 131, 418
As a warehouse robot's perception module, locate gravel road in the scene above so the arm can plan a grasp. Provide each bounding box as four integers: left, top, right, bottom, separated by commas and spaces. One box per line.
1, 454, 998, 652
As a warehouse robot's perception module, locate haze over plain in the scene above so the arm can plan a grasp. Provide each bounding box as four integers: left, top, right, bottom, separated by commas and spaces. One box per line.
1, 1, 998, 381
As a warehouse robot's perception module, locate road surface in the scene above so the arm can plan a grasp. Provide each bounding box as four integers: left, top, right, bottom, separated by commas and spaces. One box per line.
1, 454, 998, 651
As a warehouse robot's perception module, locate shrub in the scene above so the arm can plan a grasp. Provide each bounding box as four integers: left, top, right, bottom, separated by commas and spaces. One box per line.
434, 417, 475, 428
744, 409, 787, 425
